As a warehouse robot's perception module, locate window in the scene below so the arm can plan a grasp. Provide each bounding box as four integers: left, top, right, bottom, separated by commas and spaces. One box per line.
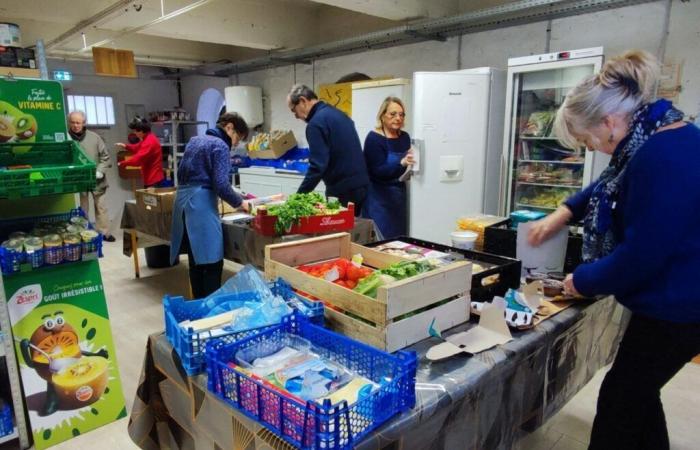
66, 95, 115, 126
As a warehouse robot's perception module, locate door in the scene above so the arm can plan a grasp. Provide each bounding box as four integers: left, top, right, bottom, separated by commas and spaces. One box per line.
352, 80, 412, 146
410, 72, 490, 245
502, 57, 602, 215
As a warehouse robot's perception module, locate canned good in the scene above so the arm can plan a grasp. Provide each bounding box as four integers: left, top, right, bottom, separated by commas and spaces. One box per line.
65, 224, 82, 234
62, 233, 82, 262
80, 230, 99, 255
70, 216, 89, 229
43, 234, 64, 265
8, 231, 27, 241
1, 239, 24, 273
24, 237, 44, 269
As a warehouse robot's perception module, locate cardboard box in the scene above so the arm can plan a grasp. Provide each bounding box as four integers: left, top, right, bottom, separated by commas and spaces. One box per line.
249, 130, 297, 160
136, 187, 177, 213
265, 233, 471, 352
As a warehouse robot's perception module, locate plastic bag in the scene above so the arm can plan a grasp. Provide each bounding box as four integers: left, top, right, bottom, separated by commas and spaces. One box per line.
201, 265, 292, 333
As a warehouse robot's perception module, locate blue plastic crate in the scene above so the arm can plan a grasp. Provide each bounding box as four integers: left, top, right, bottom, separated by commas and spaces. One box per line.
0, 402, 13, 437
164, 279, 323, 376
205, 315, 417, 450
0, 207, 103, 275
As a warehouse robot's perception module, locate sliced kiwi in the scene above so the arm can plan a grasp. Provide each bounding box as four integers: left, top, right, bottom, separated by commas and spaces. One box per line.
14, 115, 37, 140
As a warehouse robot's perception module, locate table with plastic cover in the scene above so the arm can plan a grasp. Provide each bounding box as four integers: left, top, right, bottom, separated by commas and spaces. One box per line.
119, 200, 378, 275
127, 296, 623, 450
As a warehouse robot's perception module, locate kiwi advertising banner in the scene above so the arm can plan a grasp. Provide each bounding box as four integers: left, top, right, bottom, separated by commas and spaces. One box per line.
3, 260, 126, 449
0, 77, 67, 144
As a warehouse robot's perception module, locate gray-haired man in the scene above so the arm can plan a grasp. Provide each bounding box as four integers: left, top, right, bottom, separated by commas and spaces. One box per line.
68, 111, 115, 241
287, 84, 369, 216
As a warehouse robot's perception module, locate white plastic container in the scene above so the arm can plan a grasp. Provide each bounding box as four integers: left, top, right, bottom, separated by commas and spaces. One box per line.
0, 23, 21, 47
450, 230, 478, 250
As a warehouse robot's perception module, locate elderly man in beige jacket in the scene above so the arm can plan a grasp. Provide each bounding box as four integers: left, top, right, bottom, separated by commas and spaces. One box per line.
67, 111, 116, 241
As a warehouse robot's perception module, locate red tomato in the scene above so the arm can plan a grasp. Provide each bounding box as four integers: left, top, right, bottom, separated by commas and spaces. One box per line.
360, 267, 374, 278
345, 279, 357, 289
346, 265, 363, 281
297, 265, 311, 273
333, 279, 347, 288
309, 270, 323, 278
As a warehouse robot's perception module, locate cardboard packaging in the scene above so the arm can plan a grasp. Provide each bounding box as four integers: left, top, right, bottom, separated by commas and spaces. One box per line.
248, 130, 297, 159
135, 187, 177, 213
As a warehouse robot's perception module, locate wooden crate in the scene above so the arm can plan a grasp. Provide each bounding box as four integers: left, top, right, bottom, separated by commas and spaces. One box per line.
265, 233, 471, 352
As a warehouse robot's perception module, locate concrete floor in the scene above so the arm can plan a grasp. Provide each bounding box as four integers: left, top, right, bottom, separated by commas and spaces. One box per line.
5, 236, 699, 450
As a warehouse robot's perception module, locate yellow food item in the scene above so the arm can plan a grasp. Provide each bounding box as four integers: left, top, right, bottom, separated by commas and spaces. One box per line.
456, 215, 507, 251
52, 356, 109, 409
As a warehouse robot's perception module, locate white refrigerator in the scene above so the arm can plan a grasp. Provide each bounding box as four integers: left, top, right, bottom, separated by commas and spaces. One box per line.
410, 68, 506, 245
500, 47, 607, 215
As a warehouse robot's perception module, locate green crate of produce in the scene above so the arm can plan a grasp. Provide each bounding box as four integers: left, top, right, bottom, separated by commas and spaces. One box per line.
0, 141, 96, 199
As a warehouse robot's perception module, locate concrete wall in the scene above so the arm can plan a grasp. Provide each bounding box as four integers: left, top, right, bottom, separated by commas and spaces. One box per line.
46, 58, 178, 234
231, 0, 699, 145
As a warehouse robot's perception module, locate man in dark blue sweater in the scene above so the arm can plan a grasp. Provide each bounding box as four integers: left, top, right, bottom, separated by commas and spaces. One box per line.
287, 84, 369, 216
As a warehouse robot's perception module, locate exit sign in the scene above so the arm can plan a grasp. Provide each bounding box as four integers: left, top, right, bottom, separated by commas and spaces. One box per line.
53, 70, 72, 81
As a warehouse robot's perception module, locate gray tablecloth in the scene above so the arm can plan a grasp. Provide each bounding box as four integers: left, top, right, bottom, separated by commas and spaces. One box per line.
128, 297, 623, 450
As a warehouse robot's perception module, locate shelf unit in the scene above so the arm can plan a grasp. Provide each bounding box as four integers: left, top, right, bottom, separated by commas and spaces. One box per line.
516, 203, 557, 210
515, 181, 582, 188
518, 159, 584, 165
0, 428, 19, 445
151, 120, 208, 186
0, 61, 49, 450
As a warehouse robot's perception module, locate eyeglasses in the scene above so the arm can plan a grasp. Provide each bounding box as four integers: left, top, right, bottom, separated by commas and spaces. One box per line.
386, 112, 406, 118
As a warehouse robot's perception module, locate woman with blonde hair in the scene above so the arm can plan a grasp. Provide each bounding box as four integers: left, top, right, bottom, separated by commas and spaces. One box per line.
528, 50, 700, 449
362, 96, 414, 238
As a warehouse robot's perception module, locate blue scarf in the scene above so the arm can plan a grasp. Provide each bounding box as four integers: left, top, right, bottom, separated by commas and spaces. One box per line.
583, 99, 685, 262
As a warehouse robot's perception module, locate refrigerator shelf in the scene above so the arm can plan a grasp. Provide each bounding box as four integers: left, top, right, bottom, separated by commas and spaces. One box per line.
519, 136, 561, 141
516, 203, 557, 211
518, 159, 584, 165
516, 181, 582, 188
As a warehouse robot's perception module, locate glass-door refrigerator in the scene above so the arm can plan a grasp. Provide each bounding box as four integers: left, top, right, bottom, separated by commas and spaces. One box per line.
500, 47, 606, 215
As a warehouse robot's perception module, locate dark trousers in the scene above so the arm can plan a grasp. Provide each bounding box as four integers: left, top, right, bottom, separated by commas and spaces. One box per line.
334, 186, 367, 217
589, 313, 700, 450
180, 223, 223, 299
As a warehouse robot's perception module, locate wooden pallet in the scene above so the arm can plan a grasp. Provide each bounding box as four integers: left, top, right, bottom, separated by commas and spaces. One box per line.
265, 233, 471, 352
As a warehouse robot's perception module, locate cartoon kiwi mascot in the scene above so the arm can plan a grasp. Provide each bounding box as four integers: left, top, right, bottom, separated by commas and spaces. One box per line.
19, 311, 108, 416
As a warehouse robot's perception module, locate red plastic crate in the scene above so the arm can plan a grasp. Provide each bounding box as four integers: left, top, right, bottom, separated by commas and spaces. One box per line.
252, 203, 355, 236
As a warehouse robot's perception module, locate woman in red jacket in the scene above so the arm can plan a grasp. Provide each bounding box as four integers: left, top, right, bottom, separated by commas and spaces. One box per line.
117, 117, 165, 187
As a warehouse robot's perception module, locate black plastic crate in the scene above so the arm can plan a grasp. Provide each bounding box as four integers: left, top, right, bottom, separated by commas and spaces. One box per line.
366, 236, 521, 301
483, 220, 583, 273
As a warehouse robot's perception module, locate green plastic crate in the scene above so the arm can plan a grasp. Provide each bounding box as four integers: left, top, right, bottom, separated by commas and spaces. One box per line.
0, 141, 96, 199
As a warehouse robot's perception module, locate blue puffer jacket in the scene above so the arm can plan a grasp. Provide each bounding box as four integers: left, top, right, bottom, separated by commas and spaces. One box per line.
298, 102, 369, 196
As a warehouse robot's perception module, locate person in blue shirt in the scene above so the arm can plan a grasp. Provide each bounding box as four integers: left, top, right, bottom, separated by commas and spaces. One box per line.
363, 97, 414, 238
170, 113, 250, 298
528, 50, 700, 450
287, 84, 369, 216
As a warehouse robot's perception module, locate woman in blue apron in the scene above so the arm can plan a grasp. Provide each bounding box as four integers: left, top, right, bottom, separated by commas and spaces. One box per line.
363, 97, 414, 239
170, 113, 250, 298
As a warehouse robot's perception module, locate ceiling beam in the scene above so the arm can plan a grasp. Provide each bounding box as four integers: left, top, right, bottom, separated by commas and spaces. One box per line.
307, 0, 460, 21
78, 0, 217, 53
45, 0, 133, 50
208, 0, 658, 76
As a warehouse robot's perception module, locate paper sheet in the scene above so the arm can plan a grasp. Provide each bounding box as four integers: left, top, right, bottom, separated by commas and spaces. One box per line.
426, 303, 512, 360
516, 222, 568, 275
